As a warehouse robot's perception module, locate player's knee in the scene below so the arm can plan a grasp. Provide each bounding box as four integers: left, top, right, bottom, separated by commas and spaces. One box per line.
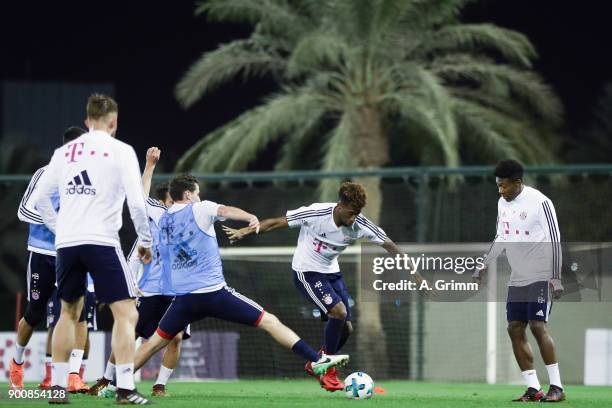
168, 335, 182, 351
328, 302, 347, 320
528, 321, 546, 337
344, 321, 354, 336
60, 300, 83, 320
23, 305, 44, 328
507, 321, 526, 337
258, 312, 280, 330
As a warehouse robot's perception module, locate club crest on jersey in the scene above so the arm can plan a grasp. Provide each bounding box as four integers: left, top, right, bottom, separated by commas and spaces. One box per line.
31, 289, 40, 300
66, 170, 96, 195
322, 294, 333, 305
520, 211, 528, 220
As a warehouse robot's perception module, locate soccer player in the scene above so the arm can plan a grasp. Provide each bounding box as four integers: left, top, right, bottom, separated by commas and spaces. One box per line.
9, 126, 86, 391
473, 160, 565, 402
131, 174, 349, 379
36, 94, 153, 404
43, 274, 97, 393
223, 181, 422, 391
90, 147, 187, 398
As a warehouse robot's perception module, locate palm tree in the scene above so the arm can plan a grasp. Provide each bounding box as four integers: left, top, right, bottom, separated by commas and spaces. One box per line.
175, 0, 563, 377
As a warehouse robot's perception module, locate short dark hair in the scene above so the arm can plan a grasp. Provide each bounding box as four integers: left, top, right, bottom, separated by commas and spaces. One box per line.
63, 126, 86, 144
338, 182, 366, 209
169, 174, 198, 201
86, 93, 118, 120
154, 182, 170, 202
494, 159, 524, 180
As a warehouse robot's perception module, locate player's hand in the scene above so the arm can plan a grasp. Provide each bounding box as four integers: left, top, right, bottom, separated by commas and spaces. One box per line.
472, 265, 487, 286
138, 246, 152, 264
248, 215, 260, 234
145, 147, 161, 165
222, 225, 247, 244
550, 278, 564, 299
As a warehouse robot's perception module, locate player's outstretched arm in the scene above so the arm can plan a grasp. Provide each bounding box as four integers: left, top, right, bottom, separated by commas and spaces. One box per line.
142, 147, 160, 197
217, 205, 260, 233
381, 238, 435, 294
222, 216, 289, 243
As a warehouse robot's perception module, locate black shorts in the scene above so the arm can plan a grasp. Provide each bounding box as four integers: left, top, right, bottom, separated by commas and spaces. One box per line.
506, 281, 552, 322
25, 252, 57, 326
47, 289, 97, 330
293, 270, 352, 321
56, 244, 136, 304
136, 295, 190, 340
157, 287, 264, 340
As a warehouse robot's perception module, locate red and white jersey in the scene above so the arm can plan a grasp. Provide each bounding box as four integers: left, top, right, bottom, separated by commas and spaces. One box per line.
286, 203, 387, 274
35, 130, 152, 249
488, 186, 561, 286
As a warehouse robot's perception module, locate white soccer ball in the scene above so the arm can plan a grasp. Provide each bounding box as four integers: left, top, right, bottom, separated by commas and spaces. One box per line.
344, 371, 374, 399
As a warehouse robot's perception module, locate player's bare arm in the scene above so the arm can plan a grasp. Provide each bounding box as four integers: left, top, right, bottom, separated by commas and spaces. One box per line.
380, 239, 435, 293
142, 147, 161, 197
218, 205, 260, 233
222, 216, 288, 243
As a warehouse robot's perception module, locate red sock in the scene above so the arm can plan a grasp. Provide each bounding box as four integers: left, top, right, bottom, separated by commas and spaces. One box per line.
79, 362, 86, 380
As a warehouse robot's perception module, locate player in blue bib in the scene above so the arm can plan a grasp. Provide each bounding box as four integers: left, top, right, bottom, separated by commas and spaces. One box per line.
131, 175, 349, 379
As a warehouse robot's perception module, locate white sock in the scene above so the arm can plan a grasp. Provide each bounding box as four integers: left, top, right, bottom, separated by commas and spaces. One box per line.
69, 349, 84, 374
155, 365, 174, 386
14, 344, 26, 364
45, 356, 52, 364
546, 363, 563, 389
52, 362, 69, 388
521, 369, 541, 390
116, 363, 135, 390
104, 361, 116, 381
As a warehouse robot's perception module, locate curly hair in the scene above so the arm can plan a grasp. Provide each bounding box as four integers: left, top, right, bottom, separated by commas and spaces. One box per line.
338, 182, 366, 209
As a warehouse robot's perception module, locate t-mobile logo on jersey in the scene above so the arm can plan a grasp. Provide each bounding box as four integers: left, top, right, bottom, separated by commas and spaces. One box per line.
64, 142, 85, 162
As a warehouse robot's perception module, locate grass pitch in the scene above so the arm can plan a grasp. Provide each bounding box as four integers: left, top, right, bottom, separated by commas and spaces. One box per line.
1, 380, 610, 407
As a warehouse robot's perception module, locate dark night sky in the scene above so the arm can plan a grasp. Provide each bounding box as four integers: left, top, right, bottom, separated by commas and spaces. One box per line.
1, 1, 611, 169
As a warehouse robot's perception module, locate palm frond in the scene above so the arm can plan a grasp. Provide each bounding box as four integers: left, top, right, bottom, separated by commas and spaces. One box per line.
432, 60, 563, 125
418, 24, 537, 67
224, 88, 324, 171
319, 113, 358, 200
286, 31, 350, 78
275, 113, 323, 170
176, 38, 285, 108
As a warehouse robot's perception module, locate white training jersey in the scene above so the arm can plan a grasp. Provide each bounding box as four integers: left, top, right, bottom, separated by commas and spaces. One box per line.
35, 130, 152, 249
486, 186, 562, 286
286, 203, 387, 274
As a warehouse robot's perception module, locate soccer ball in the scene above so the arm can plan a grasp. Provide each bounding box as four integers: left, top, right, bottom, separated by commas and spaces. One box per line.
344, 372, 374, 399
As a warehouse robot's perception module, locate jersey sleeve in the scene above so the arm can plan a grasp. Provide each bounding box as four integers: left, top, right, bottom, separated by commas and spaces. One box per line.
145, 197, 167, 224
17, 167, 46, 224
35, 153, 62, 233
193, 200, 223, 235
356, 215, 388, 244
286, 204, 322, 228
539, 199, 562, 280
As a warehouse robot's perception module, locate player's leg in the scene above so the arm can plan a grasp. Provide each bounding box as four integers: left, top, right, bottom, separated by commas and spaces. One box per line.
67, 318, 89, 393
152, 331, 185, 396
10, 253, 56, 390
39, 326, 54, 389
507, 285, 544, 402
293, 271, 348, 390
528, 281, 564, 402
86, 245, 150, 404
211, 287, 349, 375
50, 246, 87, 403
330, 274, 353, 352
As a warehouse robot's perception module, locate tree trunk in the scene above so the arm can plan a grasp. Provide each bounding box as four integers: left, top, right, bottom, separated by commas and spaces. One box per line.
351, 106, 390, 379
